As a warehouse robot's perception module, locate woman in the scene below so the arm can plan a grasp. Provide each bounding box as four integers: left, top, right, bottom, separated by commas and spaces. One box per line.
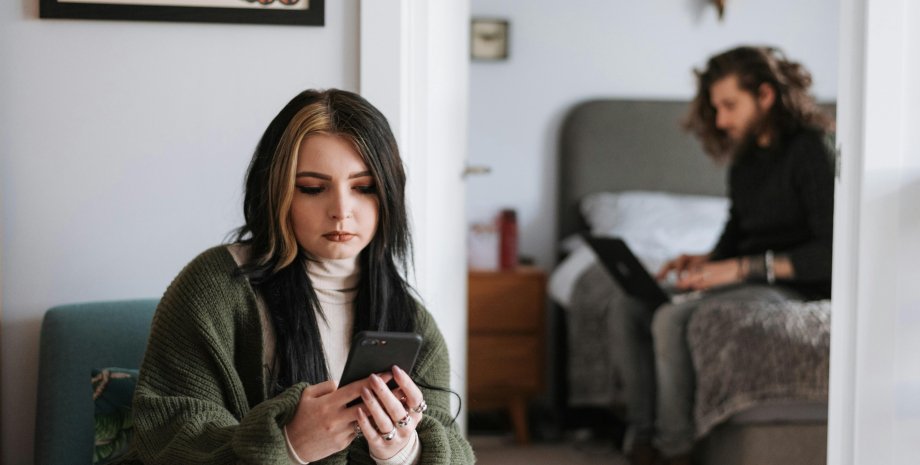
120, 89, 474, 464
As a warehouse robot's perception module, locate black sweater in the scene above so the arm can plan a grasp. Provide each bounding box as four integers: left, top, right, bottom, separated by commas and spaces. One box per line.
709, 128, 835, 299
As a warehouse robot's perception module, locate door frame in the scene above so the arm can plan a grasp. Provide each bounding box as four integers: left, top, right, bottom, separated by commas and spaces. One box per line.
359, 0, 471, 429
829, 0, 920, 463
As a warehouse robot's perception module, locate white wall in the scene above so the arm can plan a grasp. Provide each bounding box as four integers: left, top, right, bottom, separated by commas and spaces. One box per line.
0, 2, 358, 462
468, 0, 839, 269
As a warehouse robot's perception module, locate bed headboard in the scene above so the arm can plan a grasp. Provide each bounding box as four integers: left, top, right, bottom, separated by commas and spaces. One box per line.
557, 99, 727, 241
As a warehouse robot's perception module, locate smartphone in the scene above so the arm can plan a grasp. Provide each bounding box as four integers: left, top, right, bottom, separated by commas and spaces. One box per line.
339, 331, 423, 390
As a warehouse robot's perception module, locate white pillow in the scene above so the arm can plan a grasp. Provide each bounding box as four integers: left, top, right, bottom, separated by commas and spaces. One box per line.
580, 190, 729, 273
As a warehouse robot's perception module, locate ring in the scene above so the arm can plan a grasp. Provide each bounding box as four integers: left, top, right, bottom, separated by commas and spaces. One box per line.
382, 427, 397, 441
354, 423, 362, 438
411, 400, 428, 414
397, 412, 412, 428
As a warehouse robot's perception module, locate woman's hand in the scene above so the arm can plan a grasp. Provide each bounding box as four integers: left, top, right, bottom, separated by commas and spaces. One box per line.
674, 258, 741, 291
656, 253, 711, 281
284, 378, 373, 462
356, 365, 426, 461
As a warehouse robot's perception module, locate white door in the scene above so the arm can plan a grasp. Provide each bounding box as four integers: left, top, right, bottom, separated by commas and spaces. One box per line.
828, 0, 920, 463
359, 0, 471, 430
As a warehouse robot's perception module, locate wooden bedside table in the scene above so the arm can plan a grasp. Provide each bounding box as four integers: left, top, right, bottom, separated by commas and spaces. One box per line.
467, 267, 546, 444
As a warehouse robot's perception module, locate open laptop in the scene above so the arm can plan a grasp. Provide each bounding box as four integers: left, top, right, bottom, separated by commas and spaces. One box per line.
585, 236, 703, 308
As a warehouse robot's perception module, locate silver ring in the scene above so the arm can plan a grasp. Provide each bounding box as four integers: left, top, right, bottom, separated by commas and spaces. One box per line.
412, 400, 428, 414
397, 413, 412, 428
354, 423, 362, 438
382, 428, 397, 441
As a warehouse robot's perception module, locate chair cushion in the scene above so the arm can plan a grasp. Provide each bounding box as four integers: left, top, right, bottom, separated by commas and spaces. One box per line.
91, 368, 139, 464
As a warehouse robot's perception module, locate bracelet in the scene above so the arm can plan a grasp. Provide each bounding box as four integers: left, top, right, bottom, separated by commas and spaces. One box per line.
746, 254, 766, 281
765, 249, 776, 285
283, 425, 310, 465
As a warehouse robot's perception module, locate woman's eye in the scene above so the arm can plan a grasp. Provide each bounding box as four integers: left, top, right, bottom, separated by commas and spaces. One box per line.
296, 186, 323, 195
355, 185, 376, 195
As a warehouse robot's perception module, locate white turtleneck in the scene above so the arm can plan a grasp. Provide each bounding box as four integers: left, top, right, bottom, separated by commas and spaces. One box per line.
226, 243, 357, 384
226, 244, 421, 465
304, 254, 358, 384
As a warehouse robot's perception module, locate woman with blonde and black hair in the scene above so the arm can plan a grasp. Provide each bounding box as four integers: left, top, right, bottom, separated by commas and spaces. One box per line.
120, 89, 474, 464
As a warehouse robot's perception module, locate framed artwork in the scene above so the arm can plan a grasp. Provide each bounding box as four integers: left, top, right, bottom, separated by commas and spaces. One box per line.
39, 0, 324, 26
470, 18, 509, 61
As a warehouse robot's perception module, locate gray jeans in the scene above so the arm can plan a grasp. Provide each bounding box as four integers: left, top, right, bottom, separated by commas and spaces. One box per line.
609, 283, 804, 457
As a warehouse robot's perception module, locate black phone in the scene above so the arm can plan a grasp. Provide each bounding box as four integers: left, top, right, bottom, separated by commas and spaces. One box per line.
339, 331, 423, 391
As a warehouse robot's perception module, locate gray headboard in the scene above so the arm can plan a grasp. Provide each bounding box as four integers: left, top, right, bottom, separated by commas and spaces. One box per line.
557, 99, 727, 240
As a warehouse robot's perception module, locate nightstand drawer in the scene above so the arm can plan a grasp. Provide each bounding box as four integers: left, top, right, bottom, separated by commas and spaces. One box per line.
468, 269, 545, 332
467, 334, 541, 392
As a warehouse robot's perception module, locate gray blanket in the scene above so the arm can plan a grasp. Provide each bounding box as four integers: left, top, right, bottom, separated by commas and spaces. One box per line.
565, 263, 626, 407
687, 299, 830, 437
563, 264, 830, 435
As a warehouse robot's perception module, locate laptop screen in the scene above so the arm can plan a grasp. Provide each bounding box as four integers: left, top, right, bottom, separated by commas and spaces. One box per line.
585, 236, 671, 308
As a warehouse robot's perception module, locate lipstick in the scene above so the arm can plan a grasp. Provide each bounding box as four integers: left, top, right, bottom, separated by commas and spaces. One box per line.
323, 232, 355, 242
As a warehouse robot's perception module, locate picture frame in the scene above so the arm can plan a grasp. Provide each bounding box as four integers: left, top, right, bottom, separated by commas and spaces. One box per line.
471, 18, 509, 61
39, 0, 324, 26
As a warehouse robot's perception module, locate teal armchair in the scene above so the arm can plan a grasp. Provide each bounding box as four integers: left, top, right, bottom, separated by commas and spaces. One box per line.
34, 299, 158, 465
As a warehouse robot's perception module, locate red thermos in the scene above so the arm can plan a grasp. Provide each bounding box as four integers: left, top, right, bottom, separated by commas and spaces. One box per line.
498, 209, 518, 270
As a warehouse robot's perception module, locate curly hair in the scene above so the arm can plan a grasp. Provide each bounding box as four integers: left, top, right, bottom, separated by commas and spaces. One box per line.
684, 46, 834, 161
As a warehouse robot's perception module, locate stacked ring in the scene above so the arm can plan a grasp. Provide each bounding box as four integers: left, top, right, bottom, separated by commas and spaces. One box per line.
412, 400, 428, 414
382, 428, 397, 441
353, 423, 363, 438
396, 413, 413, 428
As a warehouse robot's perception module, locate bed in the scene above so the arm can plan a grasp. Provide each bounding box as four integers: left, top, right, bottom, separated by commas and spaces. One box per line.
551, 99, 831, 464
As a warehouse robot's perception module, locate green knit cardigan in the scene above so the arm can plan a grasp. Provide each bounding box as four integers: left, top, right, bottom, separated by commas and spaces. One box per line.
116, 246, 475, 465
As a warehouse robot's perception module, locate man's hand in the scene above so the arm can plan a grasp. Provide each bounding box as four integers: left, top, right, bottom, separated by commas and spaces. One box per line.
655, 253, 711, 281
674, 258, 741, 291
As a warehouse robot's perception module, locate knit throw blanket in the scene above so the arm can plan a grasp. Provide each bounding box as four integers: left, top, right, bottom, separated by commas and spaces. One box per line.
687, 298, 830, 437
563, 264, 830, 436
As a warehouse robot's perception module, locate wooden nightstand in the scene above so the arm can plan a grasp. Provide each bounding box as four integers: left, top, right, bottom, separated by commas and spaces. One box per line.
467, 267, 546, 444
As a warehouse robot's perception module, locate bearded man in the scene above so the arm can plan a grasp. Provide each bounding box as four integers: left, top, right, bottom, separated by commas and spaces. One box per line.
614, 46, 835, 465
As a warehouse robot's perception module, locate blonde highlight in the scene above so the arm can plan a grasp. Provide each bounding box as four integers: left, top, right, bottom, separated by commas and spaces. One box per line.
265, 102, 333, 271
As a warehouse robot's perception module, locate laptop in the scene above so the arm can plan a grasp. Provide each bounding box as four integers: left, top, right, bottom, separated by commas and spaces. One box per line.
585, 236, 703, 308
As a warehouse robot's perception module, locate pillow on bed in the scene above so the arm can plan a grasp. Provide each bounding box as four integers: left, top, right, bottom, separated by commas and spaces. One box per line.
580, 190, 729, 272
549, 190, 729, 308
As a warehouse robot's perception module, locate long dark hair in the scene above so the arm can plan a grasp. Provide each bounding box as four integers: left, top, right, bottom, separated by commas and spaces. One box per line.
234, 89, 417, 394
685, 45, 834, 161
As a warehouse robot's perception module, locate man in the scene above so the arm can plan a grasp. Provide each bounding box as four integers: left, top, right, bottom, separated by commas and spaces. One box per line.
613, 46, 835, 465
